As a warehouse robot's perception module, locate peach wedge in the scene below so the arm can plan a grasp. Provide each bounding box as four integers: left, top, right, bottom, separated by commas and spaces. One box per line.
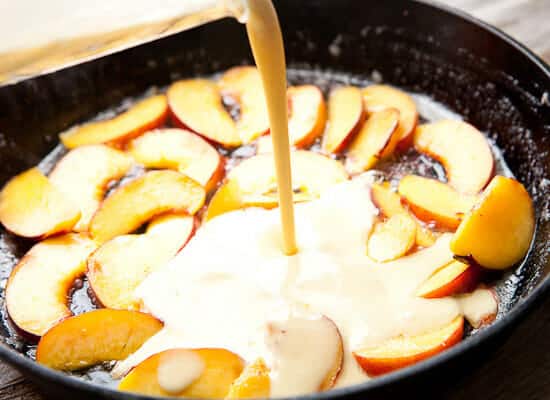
6, 234, 96, 337
36, 309, 163, 370
118, 348, 244, 398
60, 95, 168, 148
367, 214, 417, 262
450, 175, 535, 269
353, 316, 464, 376
345, 108, 400, 174
87, 214, 194, 310
287, 85, 327, 148
414, 120, 494, 194
128, 129, 223, 191
227, 359, 271, 399
219, 66, 270, 143
322, 86, 365, 154
255, 86, 327, 150
371, 182, 405, 217
265, 315, 344, 394
371, 182, 436, 247
89, 170, 205, 243
398, 175, 477, 230
416, 260, 480, 299
457, 287, 498, 329
0, 168, 80, 238
363, 85, 418, 151
49, 145, 133, 231
168, 79, 241, 147
205, 151, 348, 221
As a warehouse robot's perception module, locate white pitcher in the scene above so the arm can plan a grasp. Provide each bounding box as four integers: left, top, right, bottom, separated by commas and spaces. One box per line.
0, 0, 248, 85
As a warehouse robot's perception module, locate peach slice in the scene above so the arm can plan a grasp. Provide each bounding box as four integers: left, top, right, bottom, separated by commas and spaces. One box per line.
416, 230, 438, 247
90, 170, 205, 243
322, 86, 365, 154
287, 85, 327, 148
36, 309, 162, 370
398, 175, 477, 230
345, 108, 400, 174
319, 322, 344, 391
371, 182, 436, 247
128, 129, 223, 191
265, 315, 344, 394
0, 168, 80, 238
415, 226, 438, 248
370, 182, 405, 217
450, 175, 535, 269
414, 120, 494, 194
353, 316, 464, 376
367, 213, 417, 262
416, 260, 480, 299
362, 84, 418, 152
60, 95, 168, 149
203, 180, 246, 222
5, 233, 96, 337
219, 66, 270, 143
226, 359, 270, 399
168, 79, 241, 147
457, 287, 498, 328
49, 145, 133, 231
118, 348, 244, 398
87, 214, 194, 310
205, 151, 348, 221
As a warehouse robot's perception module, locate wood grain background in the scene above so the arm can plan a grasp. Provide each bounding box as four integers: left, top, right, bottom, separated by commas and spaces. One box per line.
1, 0, 549, 399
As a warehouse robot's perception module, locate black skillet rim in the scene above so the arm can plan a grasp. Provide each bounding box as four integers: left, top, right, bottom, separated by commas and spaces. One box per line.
0, 0, 549, 399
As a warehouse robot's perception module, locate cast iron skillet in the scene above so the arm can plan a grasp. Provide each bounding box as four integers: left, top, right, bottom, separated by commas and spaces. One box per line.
0, 0, 549, 399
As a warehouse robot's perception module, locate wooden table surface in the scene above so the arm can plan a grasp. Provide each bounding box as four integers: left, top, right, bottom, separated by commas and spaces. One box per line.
1, 0, 549, 399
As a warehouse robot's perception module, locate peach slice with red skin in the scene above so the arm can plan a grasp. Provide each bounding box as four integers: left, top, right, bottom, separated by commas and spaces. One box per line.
219, 66, 270, 144
353, 316, 464, 376
367, 213, 417, 262
128, 129, 223, 192
227, 358, 271, 399
87, 214, 195, 310
322, 86, 365, 154
0, 168, 80, 238
457, 287, 498, 328
371, 182, 436, 247
36, 309, 163, 371
414, 120, 494, 194
416, 260, 481, 299
398, 175, 477, 230
345, 108, 400, 174
227, 318, 343, 398
256, 85, 327, 150
118, 348, 245, 398
318, 319, 344, 391
450, 175, 535, 270
265, 315, 344, 394
168, 79, 241, 147
6, 233, 96, 337
60, 94, 168, 148
89, 170, 205, 243
205, 151, 348, 221
287, 85, 327, 148
49, 145, 133, 231
370, 182, 404, 217
362, 85, 418, 152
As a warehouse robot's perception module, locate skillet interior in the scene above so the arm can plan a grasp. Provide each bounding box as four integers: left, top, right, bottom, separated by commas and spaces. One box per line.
0, 0, 548, 398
